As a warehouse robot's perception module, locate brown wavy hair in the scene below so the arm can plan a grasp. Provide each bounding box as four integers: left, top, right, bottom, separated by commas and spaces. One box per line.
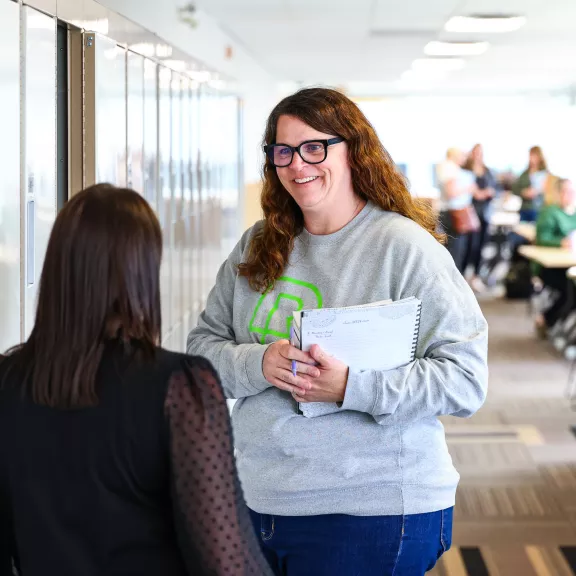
238, 87, 444, 292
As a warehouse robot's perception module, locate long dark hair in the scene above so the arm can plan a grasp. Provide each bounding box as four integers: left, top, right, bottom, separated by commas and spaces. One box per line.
463, 143, 487, 172
1, 184, 163, 409
238, 87, 443, 293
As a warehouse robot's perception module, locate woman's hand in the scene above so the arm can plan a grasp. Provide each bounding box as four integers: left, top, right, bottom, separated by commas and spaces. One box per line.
293, 345, 349, 404
263, 340, 320, 396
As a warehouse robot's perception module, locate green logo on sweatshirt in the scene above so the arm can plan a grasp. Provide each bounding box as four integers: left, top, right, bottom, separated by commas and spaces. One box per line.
248, 276, 323, 344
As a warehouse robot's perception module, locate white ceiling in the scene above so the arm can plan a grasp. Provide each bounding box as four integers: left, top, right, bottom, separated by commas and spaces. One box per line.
193, 0, 576, 95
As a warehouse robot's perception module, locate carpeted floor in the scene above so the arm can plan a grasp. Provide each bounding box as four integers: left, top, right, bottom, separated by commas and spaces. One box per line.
430, 297, 576, 575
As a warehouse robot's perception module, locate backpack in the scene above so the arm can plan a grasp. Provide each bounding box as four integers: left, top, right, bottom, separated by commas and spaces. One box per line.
505, 258, 533, 299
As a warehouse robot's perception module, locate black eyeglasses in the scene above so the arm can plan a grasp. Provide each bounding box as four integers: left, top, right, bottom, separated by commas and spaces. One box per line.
264, 137, 345, 168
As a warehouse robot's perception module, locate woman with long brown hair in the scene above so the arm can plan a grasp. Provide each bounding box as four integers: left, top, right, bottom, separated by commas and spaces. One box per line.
188, 88, 488, 575
463, 143, 497, 292
512, 145, 549, 222
0, 184, 271, 576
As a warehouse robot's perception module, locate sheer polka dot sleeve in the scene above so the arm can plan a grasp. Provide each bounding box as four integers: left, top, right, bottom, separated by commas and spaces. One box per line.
165, 357, 272, 576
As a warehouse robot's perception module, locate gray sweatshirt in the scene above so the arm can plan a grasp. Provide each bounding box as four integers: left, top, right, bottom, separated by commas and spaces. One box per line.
187, 202, 488, 516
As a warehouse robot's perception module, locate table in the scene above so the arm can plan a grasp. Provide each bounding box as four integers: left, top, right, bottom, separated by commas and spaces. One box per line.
518, 245, 576, 269
521, 256, 576, 405
565, 267, 576, 405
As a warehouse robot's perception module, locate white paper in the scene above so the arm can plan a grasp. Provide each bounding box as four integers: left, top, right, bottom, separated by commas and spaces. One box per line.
301, 299, 418, 371
295, 297, 421, 418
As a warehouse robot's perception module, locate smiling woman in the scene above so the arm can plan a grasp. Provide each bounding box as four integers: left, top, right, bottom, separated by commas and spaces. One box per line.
240, 87, 443, 292
188, 87, 488, 576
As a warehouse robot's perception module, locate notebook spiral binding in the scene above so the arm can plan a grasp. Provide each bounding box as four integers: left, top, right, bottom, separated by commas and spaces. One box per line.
410, 302, 422, 361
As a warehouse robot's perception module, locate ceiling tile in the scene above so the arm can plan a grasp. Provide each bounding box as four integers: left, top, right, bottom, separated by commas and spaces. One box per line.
196, 0, 576, 94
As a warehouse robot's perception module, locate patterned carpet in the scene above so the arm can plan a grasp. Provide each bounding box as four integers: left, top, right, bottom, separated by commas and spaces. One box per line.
430, 297, 576, 575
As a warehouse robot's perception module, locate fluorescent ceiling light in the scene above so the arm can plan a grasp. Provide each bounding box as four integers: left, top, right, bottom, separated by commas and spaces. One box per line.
424, 41, 489, 56
411, 58, 465, 72
445, 15, 526, 33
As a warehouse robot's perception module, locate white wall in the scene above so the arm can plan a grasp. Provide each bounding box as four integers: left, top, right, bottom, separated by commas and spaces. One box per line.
95, 0, 273, 83
357, 95, 576, 196
92, 0, 280, 229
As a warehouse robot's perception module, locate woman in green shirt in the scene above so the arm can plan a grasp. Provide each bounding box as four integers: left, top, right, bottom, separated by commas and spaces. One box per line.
535, 179, 576, 333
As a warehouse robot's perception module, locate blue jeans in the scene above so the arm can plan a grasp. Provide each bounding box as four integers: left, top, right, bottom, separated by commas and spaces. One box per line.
519, 208, 538, 222
249, 507, 453, 576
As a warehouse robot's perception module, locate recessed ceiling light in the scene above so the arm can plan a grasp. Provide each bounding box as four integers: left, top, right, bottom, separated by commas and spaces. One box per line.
411, 58, 466, 72
424, 41, 489, 56
445, 15, 526, 33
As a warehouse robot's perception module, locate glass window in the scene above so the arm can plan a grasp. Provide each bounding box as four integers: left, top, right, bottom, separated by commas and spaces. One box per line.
143, 59, 158, 209
24, 6, 57, 338
199, 85, 214, 302
127, 51, 144, 193
0, 0, 21, 350
158, 66, 172, 334
95, 35, 126, 186
171, 74, 182, 334
181, 78, 193, 318
221, 95, 241, 256
190, 85, 202, 323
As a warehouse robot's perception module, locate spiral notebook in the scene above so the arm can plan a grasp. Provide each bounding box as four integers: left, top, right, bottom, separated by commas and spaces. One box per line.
291, 297, 422, 418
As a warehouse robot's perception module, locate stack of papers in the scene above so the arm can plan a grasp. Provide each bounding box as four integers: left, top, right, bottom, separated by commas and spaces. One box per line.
291, 297, 422, 418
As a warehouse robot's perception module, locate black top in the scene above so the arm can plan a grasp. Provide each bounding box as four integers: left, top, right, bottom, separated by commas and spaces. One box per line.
475, 167, 496, 192
0, 343, 271, 576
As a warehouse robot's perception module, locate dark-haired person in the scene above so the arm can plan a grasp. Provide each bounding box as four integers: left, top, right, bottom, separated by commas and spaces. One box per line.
512, 145, 549, 222
463, 143, 497, 293
0, 184, 272, 576
188, 88, 488, 575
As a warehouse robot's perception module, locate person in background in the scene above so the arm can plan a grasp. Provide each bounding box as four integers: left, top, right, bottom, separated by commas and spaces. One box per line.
463, 144, 497, 293
0, 184, 271, 576
437, 147, 478, 275
534, 179, 576, 336
543, 173, 560, 207
188, 88, 488, 576
512, 146, 549, 222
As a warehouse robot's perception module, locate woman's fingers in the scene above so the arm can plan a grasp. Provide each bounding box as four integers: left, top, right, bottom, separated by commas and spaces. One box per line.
278, 342, 317, 365
273, 368, 312, 394
292, 392, 308, 403
270, 376, 308, 396
278, 358, 320, 378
